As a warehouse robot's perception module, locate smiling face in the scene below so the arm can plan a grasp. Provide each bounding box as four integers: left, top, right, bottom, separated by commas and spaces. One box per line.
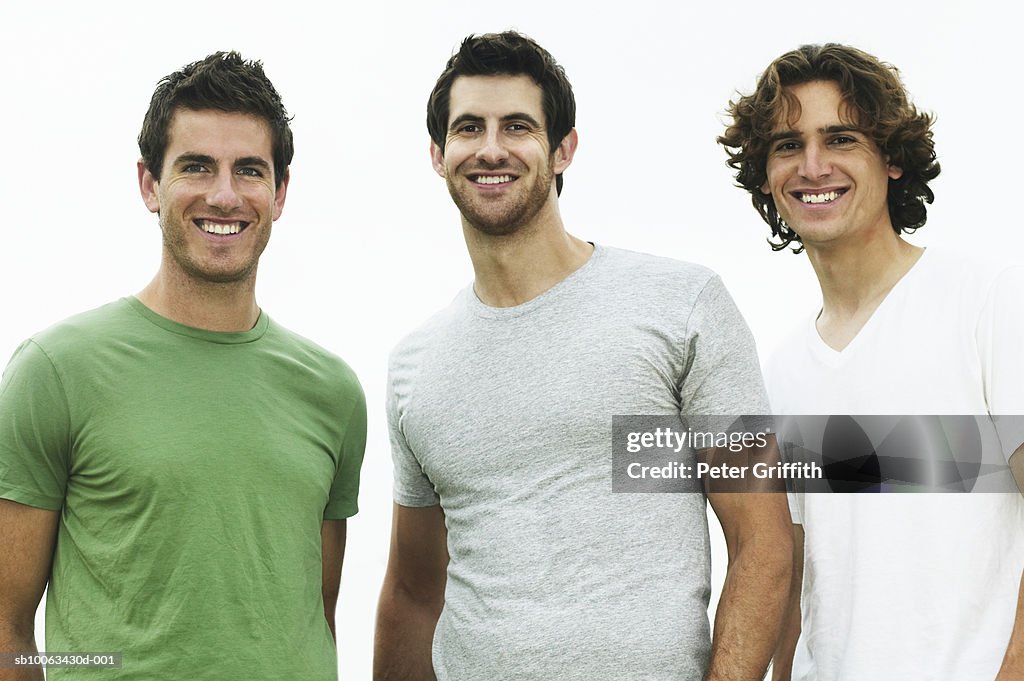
761, 80, 902, 252
138, 108, 288, 286
431, 74, 573, 236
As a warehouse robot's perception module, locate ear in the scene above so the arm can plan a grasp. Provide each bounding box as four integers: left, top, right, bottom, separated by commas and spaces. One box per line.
270, 166, 290, 220
760, 180, 772, 195
430, 140, 446, 178
887, 164, 903, 180
552, 128, 579, 175
138, 160, 161, 214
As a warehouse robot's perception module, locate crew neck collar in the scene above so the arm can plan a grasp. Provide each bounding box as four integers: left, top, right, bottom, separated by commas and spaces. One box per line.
465, 243, 605, 320
125, 296, 269, 344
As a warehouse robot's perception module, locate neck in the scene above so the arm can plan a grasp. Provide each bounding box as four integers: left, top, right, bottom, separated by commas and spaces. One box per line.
806, 231, 923, 320
463, 199, 592, 308
137, 261, 261, 332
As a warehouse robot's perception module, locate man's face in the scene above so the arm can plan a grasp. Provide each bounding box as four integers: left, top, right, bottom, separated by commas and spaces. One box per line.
761, 80, 902, 251
138, 108, 288, 285
431, 74, 570, 236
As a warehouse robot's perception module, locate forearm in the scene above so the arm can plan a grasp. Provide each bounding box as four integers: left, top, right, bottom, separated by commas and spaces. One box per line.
0, 625, 44, 681
771, 524, 803, 681
706, 540, 791, 681
995, 570, 1024, 680
373, 587, 441, 681
320, 519, 346, 644
770, 582, 801, 681
0, 500, 58, 681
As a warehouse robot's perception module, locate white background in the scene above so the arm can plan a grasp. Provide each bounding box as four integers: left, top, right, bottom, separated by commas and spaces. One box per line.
1, 1, 1019, 678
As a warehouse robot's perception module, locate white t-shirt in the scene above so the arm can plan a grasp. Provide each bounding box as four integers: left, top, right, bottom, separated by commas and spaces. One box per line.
766, 248, 1024, 681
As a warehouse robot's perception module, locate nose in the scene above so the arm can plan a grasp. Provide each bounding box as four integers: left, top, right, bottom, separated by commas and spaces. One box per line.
799, 141, 832, 180
475, 127, 509, 165
206, 169, 244, 211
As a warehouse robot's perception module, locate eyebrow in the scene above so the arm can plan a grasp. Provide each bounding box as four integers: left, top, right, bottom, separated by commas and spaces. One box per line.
448, 112, 543, 131
171, 153, 271, 170
173, 153, 216, 166
822, 125, 862, 135
234, 156, 272, 170
768, 125, 863, 144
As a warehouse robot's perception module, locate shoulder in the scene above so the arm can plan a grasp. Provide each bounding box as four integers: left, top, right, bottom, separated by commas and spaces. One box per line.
914, 248, 1019, 295
903, 248, 1022, 328
389, 288, 469, 369
26, 298, 138, 358
592, 245, 728, 315
596, 245, 718, 288
1, 299, 137, 393
265, 318, 364, 399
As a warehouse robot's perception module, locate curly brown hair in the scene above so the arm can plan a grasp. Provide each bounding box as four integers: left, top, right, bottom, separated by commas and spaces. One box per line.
718, 44, 940, 252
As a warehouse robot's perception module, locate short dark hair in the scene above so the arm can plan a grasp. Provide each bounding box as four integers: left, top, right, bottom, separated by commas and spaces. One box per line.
718, 44, 940, 252
138, 51, 293, 189
427, 31, 576, 195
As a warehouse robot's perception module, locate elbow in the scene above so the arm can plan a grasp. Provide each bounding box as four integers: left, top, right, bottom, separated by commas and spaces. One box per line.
732, 528, 794, 590
379, 576, 445, 618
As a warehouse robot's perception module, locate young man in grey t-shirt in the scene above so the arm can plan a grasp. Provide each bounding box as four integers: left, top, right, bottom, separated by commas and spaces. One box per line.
374, 31, 792, 681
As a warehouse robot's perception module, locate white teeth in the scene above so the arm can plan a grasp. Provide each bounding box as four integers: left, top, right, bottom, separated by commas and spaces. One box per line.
199, 221, 243, 235
800, 191, 840, 204
475, 175, 513, 185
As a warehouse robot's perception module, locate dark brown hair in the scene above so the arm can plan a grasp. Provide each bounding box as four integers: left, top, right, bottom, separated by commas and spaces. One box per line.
427, 31, 575, 195
138, 51, 293, 189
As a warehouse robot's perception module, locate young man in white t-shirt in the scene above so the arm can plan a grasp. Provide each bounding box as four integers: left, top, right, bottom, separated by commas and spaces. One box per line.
719, 44, 1024, 681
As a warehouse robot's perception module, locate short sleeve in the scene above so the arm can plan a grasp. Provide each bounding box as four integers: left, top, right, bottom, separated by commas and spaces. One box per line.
324, 376, 367, 520
679, 275, 771, 425
0, 340, 71, 510
978, 265, 1024, 460
387, 361, 440, 507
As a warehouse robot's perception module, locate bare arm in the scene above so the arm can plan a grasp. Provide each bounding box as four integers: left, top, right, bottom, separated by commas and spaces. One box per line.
321, 519, 347, 643
703, 443, 793, 681
770, 524, 803, 681
0, 499, 58, 681
996, 569, 1024, 680
373, 503, 447, 681
995, 446, 1024, 680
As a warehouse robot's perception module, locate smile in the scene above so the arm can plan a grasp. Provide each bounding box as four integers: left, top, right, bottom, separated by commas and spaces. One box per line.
796, 189, 846, 205
472, 174, 516, 185
195, 219, 249, 235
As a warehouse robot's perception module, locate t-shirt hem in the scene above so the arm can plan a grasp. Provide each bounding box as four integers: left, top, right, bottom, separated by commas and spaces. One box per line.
323, 502, 359, 520
0, 485, 63, 511
393, 494, 441, 508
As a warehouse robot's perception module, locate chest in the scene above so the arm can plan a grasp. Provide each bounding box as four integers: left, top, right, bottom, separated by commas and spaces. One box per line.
397, 317, 691, 499
62, 352, 341, 512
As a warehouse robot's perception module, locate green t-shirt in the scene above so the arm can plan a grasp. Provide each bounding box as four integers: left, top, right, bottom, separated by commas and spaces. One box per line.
0, 297, 366, 680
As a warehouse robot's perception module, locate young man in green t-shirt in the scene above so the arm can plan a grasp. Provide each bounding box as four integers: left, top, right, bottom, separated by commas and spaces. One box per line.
0, 52, 365, 680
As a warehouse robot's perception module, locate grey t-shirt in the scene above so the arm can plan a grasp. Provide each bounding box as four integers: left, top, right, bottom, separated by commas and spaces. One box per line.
387, 245, 769, 680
